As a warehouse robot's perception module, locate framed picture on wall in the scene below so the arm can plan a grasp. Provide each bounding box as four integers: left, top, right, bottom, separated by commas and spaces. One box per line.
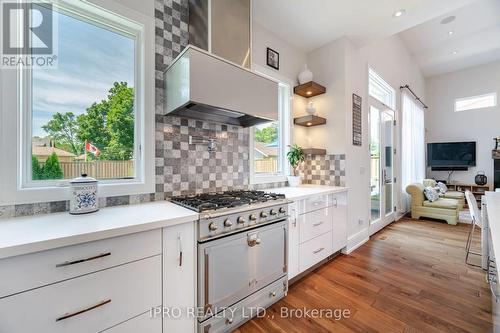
266, 47, 279, 70
352, 93, 362, 146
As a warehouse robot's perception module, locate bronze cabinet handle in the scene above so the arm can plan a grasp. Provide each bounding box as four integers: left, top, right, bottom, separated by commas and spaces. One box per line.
56, 252, 111, 268
56, 299, 111, 322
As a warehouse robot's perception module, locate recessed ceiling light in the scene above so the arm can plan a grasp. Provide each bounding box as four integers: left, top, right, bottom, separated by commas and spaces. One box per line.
393, 9, 406, 18
448, 31, 454, 35
440, 16, 456, 25
452, 50, 459, 55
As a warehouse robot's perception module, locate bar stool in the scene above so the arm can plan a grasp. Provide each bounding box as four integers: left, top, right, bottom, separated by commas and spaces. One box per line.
465, 190, 482, 266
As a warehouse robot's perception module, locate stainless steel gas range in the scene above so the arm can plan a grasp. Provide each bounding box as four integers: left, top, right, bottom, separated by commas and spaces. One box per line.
172, 191, 290, 333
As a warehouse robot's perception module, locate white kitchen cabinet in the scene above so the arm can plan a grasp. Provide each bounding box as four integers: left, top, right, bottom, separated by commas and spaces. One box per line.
101, 311, 162, 333
287, 202, 300, 279
0, 256, 162, 333
331, 192, 348, 253
163, 221, 196, 333
299, 231, 333, 271
299, 207, 334, 243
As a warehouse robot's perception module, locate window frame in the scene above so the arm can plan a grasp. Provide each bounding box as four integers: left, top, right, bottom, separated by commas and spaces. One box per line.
249, 64, 291, 185
369, 68, 396, 110
454, 92, 497, 112
0, 0, 155, 205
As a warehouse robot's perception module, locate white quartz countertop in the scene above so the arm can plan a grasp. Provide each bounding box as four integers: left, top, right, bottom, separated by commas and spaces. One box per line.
267, 185, 348, 200
486, 192, 500, 262
0, 201, 199, 259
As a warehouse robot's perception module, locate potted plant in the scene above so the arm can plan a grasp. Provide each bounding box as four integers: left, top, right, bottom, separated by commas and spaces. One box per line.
286, 144, 305, 187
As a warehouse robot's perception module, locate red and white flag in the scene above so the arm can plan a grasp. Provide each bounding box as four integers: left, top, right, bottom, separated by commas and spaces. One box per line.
85, 141, 101, 157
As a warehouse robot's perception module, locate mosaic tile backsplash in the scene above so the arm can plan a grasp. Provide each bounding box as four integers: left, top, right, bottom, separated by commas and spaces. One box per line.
300, 154, 346, 187
0, 0, 346, 219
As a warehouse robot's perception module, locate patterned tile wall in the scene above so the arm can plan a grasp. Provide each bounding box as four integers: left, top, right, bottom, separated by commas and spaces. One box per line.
299, 154, 346, 186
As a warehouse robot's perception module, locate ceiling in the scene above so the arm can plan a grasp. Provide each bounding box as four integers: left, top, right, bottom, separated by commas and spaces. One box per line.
399, 0, 500, 77
252, 0, 477, 52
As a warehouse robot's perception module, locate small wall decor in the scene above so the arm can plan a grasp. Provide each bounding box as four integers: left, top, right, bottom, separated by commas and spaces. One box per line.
266, 47, 279, 70
352, 93, 362, 146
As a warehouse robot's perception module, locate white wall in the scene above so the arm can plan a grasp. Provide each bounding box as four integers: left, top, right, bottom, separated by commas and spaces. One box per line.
304, 34, 425, 252
426, 61, 500, 186
251, 22, 309, 150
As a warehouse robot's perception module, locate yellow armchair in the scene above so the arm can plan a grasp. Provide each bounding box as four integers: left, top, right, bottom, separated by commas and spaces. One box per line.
406, 183, 460, 225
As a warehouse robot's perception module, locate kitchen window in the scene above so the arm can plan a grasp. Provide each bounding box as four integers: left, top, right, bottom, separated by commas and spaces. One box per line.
0, 0, 155, 204
250, 81, 291, 184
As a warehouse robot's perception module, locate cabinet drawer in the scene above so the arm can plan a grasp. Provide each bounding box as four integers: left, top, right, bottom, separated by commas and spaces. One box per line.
102, 311, 162, 333
0, 255, 162, 333
303, 194, 331, 213
299, 207, 333, 243
0, 229, 161, 298
299, 231, 333, 272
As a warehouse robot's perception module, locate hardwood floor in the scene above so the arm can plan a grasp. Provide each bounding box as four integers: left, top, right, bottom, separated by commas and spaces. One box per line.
236, 218, 492, 333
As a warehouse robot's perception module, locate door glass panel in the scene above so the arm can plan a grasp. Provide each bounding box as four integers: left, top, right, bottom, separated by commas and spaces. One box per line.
383, 112, 394, 215
370, 106, 380, 222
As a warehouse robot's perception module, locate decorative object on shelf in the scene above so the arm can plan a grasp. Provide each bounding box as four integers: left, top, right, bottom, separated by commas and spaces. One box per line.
69, 174, 99, 215
298, 64, 313, 84
352, 93, 362, 146
475, 171, 487, 186
286, 144, 305, 187
294, 81, 326, 98
495, 136, 500, 150
305, 102, 316, 115
294, 115, 326, 127
266, 47, 279, 70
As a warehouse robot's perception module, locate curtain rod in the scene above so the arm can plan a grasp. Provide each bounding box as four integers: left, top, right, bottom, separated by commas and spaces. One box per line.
400, 84, 428, 109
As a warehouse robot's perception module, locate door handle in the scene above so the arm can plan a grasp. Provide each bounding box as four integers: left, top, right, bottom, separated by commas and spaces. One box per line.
56, 252, 111, 268
313, 247, 325, 254
56, 299, 111, 322
313, 221, 324, 227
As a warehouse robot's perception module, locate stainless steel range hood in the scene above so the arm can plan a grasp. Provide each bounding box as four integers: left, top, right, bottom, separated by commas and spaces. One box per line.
164, 46, 278, 127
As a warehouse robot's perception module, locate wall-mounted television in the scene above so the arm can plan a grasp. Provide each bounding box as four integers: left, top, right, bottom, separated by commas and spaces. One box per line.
427, 142, 476, 171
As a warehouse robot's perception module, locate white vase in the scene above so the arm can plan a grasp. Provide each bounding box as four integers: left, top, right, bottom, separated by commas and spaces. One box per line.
298, 64, 313, 84
287, 175, 301, 187
306, 102, 316, 115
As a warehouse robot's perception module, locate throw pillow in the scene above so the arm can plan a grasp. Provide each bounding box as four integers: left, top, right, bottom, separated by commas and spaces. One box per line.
424, 186, 440, 202
436, 182, 448, 194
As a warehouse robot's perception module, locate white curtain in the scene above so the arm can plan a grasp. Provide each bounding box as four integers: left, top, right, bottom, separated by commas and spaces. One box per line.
401, 91, 425, 212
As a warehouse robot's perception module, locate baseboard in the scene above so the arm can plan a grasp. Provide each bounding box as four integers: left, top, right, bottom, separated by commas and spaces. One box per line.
343, 228, 369, 254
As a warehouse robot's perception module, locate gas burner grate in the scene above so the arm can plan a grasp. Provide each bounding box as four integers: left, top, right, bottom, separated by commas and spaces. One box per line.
171, 190, 286, 212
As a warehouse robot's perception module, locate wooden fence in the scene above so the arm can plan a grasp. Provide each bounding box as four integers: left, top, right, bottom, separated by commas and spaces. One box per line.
40, 160, 134, 180
254, 159, 278, 173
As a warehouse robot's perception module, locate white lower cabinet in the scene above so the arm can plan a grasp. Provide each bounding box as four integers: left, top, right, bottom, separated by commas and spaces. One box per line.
287, 202, 300, 279
289, 191, 348, 277
331, 192, 348, 253
163, 221, 196, 333
101, 311, 162, 333
0, 255, 162, 333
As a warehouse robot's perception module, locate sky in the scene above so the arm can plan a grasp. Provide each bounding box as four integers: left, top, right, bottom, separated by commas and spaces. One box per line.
32, 10, 135, 138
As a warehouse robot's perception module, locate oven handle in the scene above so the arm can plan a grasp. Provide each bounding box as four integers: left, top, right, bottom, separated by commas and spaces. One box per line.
283, 224, 288, 273
204, 252, 211, 314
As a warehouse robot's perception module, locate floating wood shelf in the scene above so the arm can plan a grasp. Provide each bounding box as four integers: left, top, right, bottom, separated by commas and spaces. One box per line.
294, 81, 326, 98
303, 148, 326, 155
294, 115, 326, 127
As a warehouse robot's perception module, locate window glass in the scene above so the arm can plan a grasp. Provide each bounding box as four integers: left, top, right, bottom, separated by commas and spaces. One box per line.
31, 8, 136, 181
455, 93, 497, 112
369, 68, 395, 109
253, 121, 280, 174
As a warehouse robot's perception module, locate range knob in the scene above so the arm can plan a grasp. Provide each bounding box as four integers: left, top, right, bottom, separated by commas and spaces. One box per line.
279, 207, 286, 214
270, 209, 277, 216
237, 216, 246, 224
260, 211, 268, 218
224, 219, 233, 227
249, 214, 257, 221
209, 222, 218, 231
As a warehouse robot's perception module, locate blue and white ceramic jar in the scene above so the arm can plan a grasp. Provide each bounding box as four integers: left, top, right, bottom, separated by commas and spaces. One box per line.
69, 174, 99, 215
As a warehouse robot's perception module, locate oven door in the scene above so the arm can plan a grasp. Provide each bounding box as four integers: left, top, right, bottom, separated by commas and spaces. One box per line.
198, 220, 287, 319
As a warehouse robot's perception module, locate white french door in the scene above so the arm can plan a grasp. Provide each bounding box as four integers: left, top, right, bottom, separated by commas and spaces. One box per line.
369, 98, 396, 234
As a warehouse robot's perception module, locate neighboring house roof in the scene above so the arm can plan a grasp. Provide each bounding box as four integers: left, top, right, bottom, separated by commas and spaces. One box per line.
254, 141, 278, 158
32, 145, 76, 158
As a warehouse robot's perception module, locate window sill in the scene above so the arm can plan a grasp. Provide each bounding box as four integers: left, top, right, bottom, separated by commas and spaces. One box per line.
251, 174, 287, 185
